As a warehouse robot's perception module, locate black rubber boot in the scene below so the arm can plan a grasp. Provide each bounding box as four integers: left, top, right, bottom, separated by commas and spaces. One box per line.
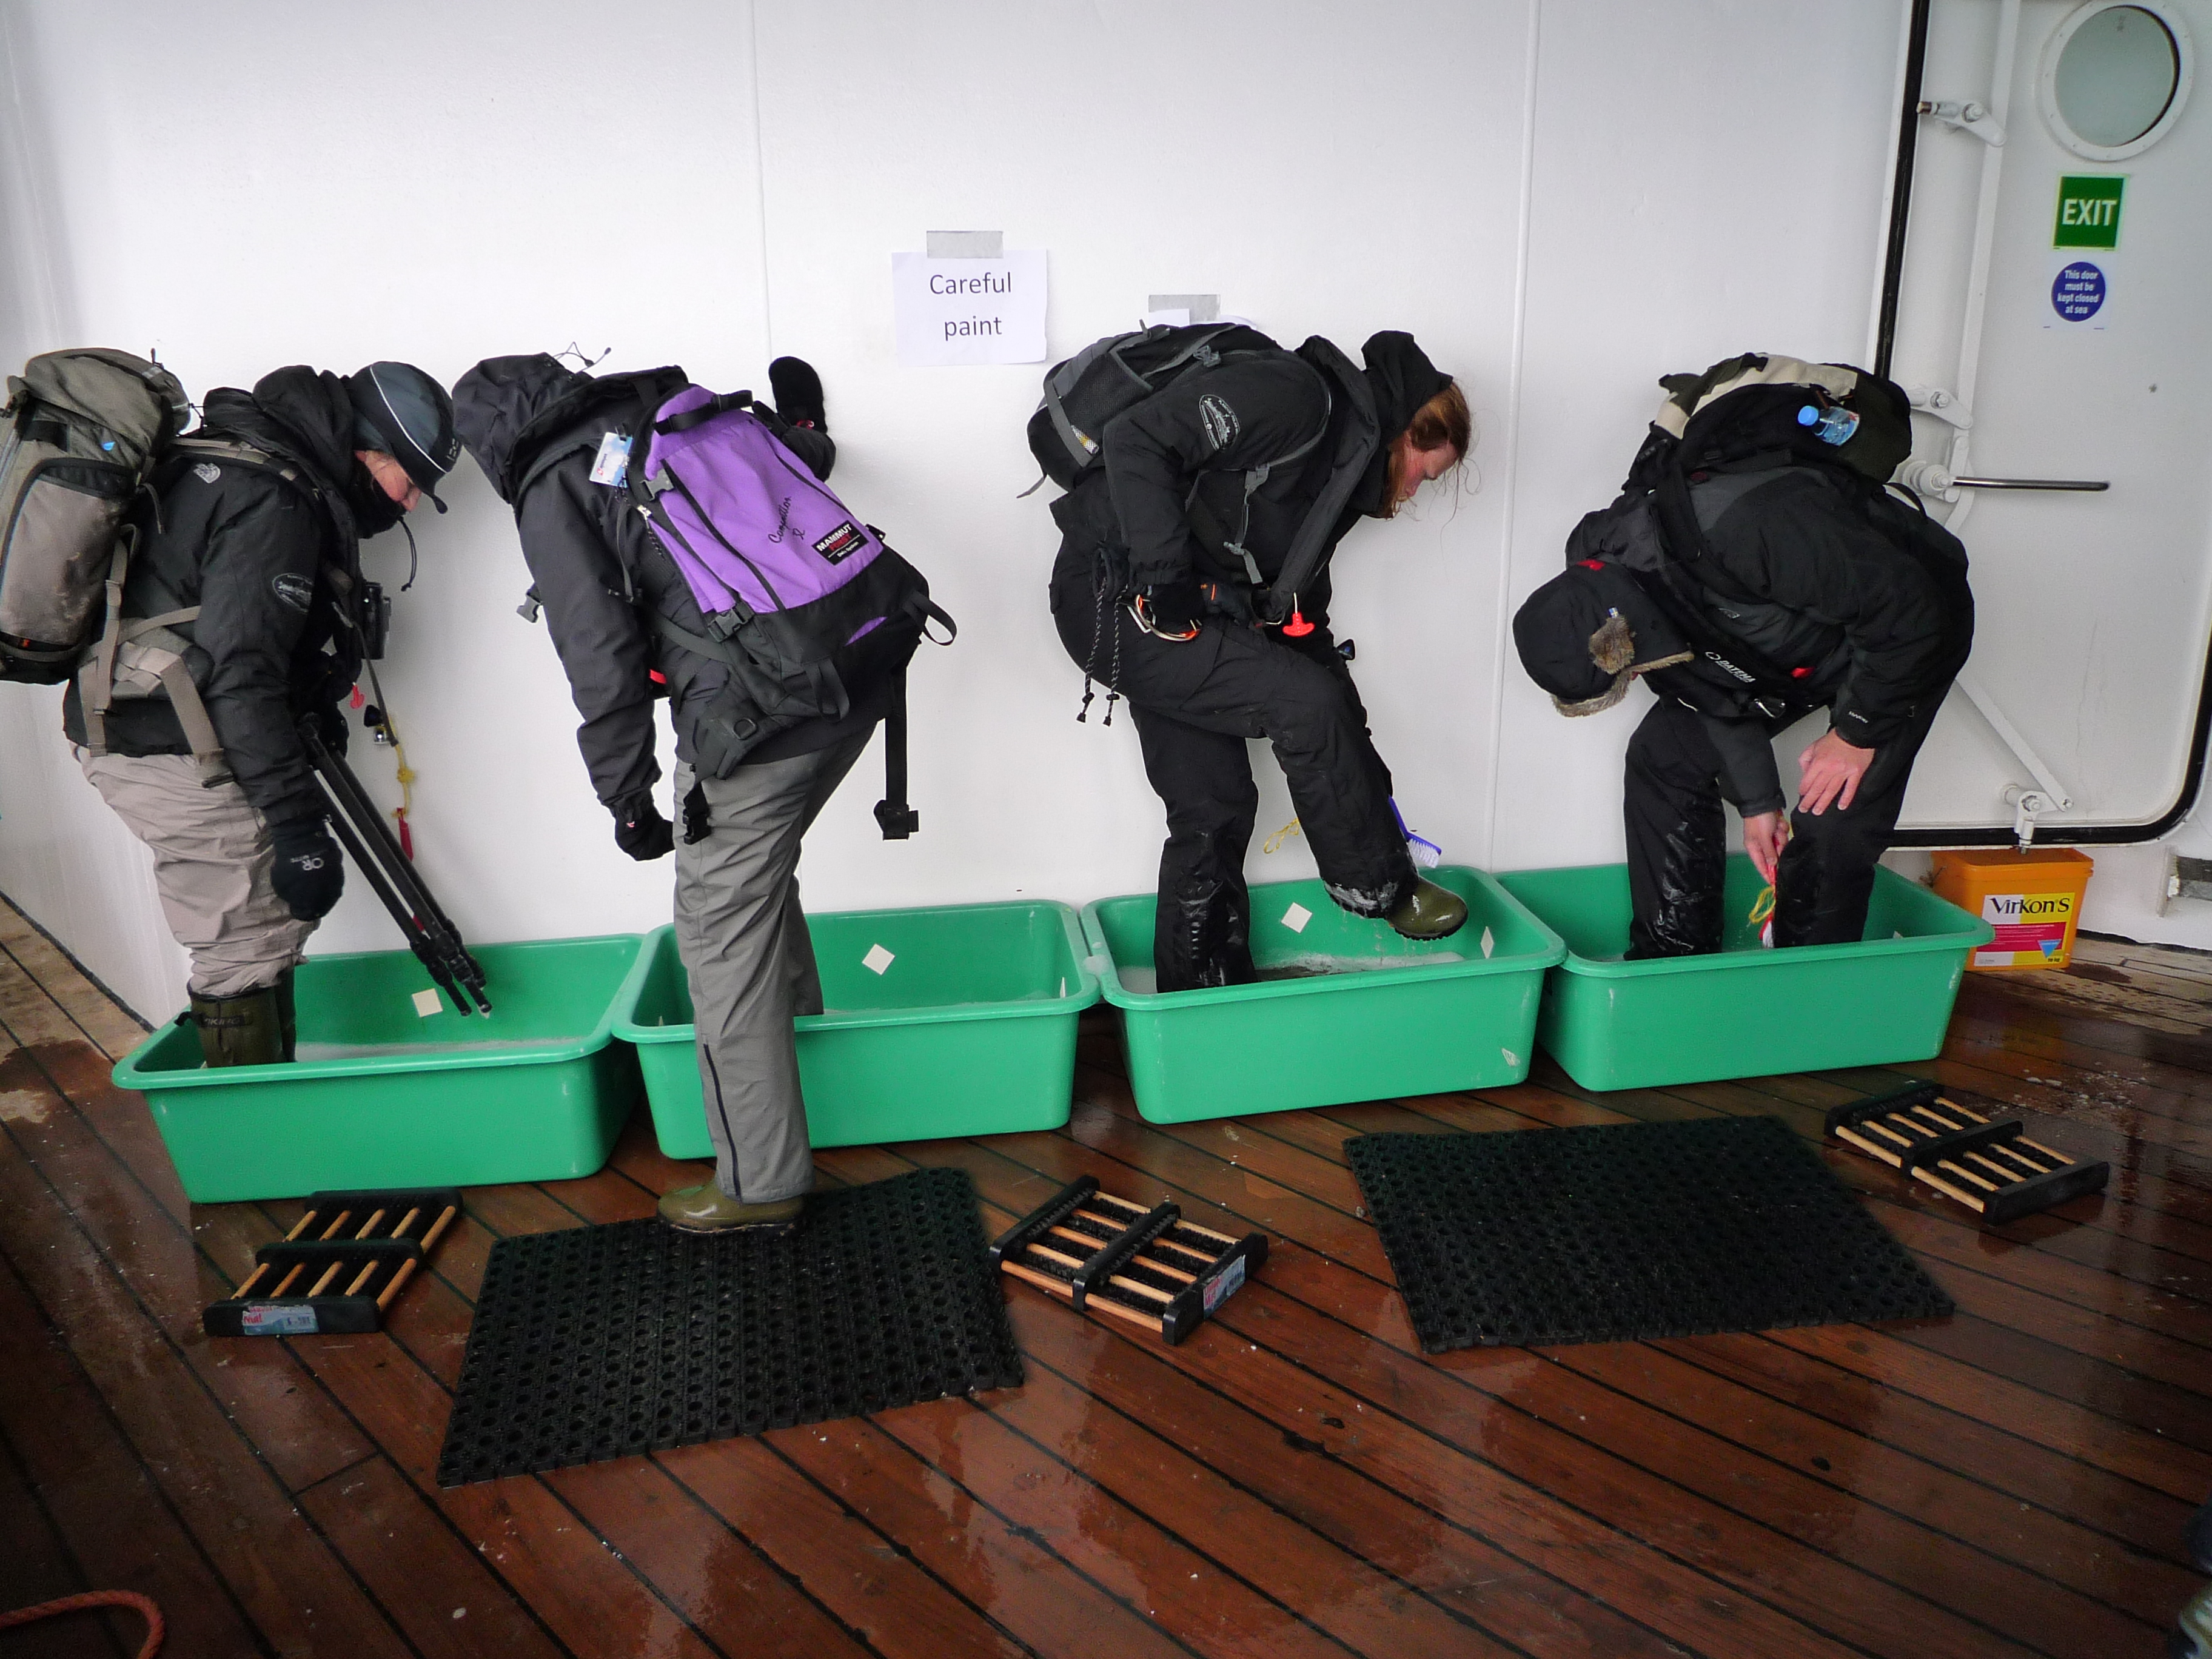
273, 966, 298, 1062
190, 982, 289, 1067
1386, 879, 1468, 941
768, 356, 826, 431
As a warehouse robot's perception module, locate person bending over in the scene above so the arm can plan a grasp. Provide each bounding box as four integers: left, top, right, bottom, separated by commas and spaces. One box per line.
456, 354, 871, 1235
65, 362, 457, 1062
1512, 354, 1973, 957
1050, 327, 1471, 991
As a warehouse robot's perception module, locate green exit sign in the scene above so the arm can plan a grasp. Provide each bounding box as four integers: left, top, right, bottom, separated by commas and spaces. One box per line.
2054, 175, 2125, 249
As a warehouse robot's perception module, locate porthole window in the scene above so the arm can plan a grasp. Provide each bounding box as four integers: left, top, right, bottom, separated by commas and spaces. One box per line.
2039, 2, 2194, 160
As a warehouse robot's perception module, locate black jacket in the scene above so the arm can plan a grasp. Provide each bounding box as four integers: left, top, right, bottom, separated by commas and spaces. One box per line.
1053, 335, 1409, 626
61, 367, 375, 828
452, 354, 867, 810
1567, 463, 1974, 813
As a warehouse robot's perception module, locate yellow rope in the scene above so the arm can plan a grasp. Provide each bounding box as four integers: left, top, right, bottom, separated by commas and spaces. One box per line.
1262, 819, 1303, 854
1749, 884, 1776, 926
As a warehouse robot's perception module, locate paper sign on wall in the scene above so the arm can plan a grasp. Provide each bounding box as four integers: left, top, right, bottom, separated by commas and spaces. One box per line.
892, 249, 1047, 367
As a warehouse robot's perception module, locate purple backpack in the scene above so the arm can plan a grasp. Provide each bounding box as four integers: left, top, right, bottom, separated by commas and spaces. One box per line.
629, 386, 952, 834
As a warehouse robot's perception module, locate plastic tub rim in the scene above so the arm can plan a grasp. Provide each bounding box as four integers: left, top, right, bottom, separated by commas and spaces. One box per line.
1082, 865, 1567, 1011
1499, 862, 1994, 979
610, 900, 1103, 1047
112, 932, 647, 1092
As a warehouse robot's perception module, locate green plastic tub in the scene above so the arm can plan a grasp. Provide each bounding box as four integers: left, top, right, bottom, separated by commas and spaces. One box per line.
114, 934, 647, 1202
1495, 859, 1994, 1091
614, 901, 1101, 1159
1082, 866, 1566, 1124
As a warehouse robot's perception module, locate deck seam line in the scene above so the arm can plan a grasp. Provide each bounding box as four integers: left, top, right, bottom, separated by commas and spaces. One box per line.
0, 1373, 139, 1659
0, 1134, 310, 1659
1008, 1127, 2105, 1659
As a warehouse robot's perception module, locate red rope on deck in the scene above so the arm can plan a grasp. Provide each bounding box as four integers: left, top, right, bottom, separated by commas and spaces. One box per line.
0, 1590, 164, 1657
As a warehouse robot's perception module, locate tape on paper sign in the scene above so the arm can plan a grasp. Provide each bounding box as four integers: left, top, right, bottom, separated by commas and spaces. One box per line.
927, 230, 1004, 258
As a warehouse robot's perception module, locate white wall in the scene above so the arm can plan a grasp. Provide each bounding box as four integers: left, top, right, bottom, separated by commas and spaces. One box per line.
3, 1, 2205, 1022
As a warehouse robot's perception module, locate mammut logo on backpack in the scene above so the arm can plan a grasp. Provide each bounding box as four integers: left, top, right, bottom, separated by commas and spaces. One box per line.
814, 521, 865, 565
272, 573, 314, 614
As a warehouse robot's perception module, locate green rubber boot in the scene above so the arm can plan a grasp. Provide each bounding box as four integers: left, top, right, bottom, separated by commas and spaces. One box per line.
1386, 878, 1468, 941
189, 982, 288, 1067
656, 1184, 804, 1235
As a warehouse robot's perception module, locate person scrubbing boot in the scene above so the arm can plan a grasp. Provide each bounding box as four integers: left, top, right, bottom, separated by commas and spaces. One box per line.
1045, 326, 1473, 985
1512, 352, 1971, 957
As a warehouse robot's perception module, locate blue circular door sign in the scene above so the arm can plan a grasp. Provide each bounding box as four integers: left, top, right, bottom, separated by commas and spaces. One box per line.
2052, 261, 2106, 323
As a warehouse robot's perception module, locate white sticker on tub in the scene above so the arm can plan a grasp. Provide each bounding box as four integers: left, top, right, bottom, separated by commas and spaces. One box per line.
1282, 903, 1312, 933
1481, 926, 1495, 959
863, 944, 896, 975
412, 988, 443, 1018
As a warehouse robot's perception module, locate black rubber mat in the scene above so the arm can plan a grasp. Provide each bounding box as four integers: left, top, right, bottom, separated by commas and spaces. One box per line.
1347, 1118, 1952, 1353
437, 1168, 1022, 1485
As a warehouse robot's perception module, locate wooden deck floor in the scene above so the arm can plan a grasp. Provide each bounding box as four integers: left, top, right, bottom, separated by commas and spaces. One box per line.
2, 896, 2208, 1658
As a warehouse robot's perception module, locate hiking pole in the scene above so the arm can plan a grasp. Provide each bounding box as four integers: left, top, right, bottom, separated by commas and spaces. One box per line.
300, 715, 492, 1015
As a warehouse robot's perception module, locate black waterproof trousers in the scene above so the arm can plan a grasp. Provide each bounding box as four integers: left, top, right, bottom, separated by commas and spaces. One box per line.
1624, 694, 1948, 957
1051, 550, 1414, 992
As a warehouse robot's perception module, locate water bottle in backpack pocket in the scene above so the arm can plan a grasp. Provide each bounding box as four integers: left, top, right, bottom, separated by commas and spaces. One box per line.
0, 349, 189, 683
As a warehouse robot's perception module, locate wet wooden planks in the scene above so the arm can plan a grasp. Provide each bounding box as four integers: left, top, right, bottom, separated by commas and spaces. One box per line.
0, 891, 2205, 1658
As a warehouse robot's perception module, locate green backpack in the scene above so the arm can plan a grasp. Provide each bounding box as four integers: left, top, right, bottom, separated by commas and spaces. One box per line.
0, 348, 190, 683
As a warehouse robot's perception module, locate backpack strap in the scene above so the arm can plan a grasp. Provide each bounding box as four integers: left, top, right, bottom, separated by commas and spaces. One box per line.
1251, 340, 1379, 623
873, 666, 919, 840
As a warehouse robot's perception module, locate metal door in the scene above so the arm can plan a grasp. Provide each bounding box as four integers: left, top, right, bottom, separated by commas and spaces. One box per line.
1882, 0, 2210, 846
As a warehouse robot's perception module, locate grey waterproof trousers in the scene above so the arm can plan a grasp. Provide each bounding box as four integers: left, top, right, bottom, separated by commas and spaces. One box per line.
78, 749, 317, 996
673, 731, 871, 1204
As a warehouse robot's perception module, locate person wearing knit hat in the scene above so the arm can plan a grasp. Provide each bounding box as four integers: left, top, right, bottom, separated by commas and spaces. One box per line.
62, 360, 455, 1064
1048, 324, 1472, 992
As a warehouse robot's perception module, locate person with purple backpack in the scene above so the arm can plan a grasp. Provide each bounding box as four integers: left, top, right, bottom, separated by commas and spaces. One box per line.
455, 354, 947, 1234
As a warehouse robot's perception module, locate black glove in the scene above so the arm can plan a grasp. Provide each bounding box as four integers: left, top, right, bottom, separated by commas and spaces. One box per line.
1138, 580, 1205, 638
611, 791, 674, 861
768, 356, 826, 431
270, 820, 345, 920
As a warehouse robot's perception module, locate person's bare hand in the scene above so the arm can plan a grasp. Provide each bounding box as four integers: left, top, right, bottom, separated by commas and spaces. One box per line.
1798, 729, 1875, 815
1742, 809, 1789, 885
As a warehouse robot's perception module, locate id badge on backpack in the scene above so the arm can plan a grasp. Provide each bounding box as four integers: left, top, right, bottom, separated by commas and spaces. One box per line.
588, 431, 631, 488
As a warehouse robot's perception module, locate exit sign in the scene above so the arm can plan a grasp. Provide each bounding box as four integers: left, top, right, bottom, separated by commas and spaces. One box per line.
2054, 175, 2125, 249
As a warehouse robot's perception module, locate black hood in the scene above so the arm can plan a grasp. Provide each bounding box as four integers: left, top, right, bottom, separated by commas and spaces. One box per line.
1513, 560, 1691, 704
1348, 330, 1451, 517
1361, 330, 1450, 446
454, 354, 688, 504
202, 366, 360, 494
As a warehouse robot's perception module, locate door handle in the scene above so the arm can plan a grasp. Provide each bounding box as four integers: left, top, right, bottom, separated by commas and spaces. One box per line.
1949, 477, 2108, 491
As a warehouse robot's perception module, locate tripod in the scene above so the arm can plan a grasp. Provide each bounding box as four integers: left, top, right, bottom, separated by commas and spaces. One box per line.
300, 714, 491, 1016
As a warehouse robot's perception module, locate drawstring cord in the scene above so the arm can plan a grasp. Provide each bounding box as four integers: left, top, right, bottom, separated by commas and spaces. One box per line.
1076, 545, 1121, 726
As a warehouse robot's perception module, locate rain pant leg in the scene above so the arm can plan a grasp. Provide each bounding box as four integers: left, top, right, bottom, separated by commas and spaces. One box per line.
79, 749, 317, 996
1623, 699, 1729, 959
1772, 694, 1948, 948
674, 732, 870, 1204
1130, 705, 1259, 991
1051, 552, 1415, 944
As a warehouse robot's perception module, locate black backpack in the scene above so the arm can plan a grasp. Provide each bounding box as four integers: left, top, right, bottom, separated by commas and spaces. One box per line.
1614, 364, 1958, 699
1027, 326, 1380, 627
1026, 323, 1280, 492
